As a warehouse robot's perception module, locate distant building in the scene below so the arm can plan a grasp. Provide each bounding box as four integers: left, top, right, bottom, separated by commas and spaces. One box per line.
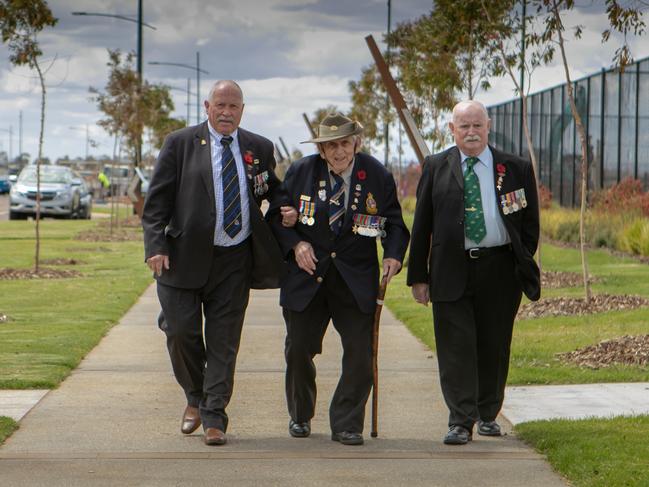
487, 55, 649, 206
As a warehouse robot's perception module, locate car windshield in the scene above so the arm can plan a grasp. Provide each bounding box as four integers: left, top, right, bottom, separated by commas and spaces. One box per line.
18, 167, 72, 184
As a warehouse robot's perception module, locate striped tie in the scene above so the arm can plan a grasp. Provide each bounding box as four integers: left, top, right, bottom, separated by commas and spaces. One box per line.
463, 157, 487, 244
220, 136, 242, 238
328, 171, 345, 235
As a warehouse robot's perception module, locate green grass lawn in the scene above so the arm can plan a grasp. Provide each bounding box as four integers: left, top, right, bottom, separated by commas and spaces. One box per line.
0, 219, 152, 389
0, 417, 18, 445
387, 212, 649, 487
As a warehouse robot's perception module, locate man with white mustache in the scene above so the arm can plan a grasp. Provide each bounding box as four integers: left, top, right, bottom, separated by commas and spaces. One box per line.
407, 100, 540, 445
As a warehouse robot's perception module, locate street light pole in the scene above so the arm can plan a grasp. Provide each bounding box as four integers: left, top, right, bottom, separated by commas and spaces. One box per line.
72, 8, 156, 167
148, 53, 209, 126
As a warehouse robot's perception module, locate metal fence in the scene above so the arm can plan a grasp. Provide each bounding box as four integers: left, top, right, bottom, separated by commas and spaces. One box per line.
487, 55, 649, 206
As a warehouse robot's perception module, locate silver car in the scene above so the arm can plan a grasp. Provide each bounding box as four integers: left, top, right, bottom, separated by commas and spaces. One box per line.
9, 165, 84, 220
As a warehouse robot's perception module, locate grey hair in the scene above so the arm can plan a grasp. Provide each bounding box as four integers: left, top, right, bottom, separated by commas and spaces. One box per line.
206, 80, 244, 103
452, 100, 489, 122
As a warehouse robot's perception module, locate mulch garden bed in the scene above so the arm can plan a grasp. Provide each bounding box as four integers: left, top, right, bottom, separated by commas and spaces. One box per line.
74, 229, 141, 242
558, 335, 649, 368
0, 268, 82, 280
541, 270, 600, 289
97, 216, 142, 228
518, 294, 649, 319
40, 258, 85, 266
65, 246, 113, 253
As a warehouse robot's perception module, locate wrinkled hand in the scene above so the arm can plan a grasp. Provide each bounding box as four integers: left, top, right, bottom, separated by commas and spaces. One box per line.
147, 254, 169, 276
382, 258, 402, 284
293, 241, 318, 275
281, 206, 298, 227
411, 283, 430, 306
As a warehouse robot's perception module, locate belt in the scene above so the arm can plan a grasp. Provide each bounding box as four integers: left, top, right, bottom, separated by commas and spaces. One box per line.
465, 244, 511, 259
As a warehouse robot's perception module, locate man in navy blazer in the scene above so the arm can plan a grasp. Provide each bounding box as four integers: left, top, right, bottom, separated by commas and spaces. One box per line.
269, 113, 410, 445
142, 80, 286, 446
408, 100, 540, 445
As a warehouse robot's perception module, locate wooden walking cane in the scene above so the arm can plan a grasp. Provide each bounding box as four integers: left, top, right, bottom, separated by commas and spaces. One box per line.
371, 275, 389, 438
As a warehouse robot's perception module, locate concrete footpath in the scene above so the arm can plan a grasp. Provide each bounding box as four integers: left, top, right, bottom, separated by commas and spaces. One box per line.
0, 284, 568, 486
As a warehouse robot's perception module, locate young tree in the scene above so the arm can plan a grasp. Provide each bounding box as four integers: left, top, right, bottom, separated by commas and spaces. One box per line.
0, 0, 58, 272
530, 0, 645, 300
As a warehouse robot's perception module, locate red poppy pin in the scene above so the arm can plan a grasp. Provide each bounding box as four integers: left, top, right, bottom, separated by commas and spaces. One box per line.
357, 170, 367, 181
496, 164, 506, 190
244, 151, 254, 165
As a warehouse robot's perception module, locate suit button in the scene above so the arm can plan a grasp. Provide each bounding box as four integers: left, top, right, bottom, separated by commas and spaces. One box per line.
316, 276, 323, 283
331, 252, 337, 258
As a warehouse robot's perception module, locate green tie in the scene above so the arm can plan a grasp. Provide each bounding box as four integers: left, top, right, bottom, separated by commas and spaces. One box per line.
463, 157, 487, 244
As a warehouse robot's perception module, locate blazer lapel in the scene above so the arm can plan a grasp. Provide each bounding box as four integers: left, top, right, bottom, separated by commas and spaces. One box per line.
237, 128, 256, 198
448, 146, 463, 189
341, 158, 361, 233
196, 122, 216, 207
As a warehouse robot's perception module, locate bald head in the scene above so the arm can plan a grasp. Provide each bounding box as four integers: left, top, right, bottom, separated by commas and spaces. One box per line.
204, 80, 245, 135
449, 100, 491, 156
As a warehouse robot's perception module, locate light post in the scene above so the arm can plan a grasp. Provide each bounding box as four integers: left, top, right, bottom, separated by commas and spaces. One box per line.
167, 80, 197, 125
72, 2, 156, 166
149, 52, 209, 124
0, 126, 12, 161
69, 124, 90, 161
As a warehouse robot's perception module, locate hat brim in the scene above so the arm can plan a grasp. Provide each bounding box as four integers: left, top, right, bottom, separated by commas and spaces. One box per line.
301, 126, 363, 144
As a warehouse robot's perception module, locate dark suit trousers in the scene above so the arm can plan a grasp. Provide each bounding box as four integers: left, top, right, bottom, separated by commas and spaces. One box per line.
432, 250, 522, 431
156, 240, 252, 432
283, 265, 374, 434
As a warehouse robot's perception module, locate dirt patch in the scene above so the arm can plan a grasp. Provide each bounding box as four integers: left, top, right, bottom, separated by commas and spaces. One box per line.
65, 246, 113, 253
75, 228, 142, 242
558, 335, 649, 368
41, 258, 85, 266
518, 294, 649, 319
541, 270, 600, 289
97, 216, 142, 228
0, 268, 82, 280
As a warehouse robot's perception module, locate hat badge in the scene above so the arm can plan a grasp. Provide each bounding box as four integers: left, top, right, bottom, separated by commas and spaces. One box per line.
330, 125, 338, 131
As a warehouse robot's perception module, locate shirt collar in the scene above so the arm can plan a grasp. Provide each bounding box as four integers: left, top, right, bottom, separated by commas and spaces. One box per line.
327, 157, 355, 183
207, 121, 238, 146
460, 146, 492, 167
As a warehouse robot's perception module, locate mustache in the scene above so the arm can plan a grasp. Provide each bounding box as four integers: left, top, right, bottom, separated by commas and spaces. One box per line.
217, 118, 234, 123
463, 135, 481, 142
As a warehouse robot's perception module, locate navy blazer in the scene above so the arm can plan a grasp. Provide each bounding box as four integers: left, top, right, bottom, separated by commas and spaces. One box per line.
142, 122, 285, 290
407, 145, 540, 302
269, 152, 410, 314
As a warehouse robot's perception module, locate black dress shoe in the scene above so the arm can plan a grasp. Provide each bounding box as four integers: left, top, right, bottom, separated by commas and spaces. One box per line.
443, 425, 472, 445
331, 431, 364, 445
478, 420, 502, 436
288, 420, 311, 438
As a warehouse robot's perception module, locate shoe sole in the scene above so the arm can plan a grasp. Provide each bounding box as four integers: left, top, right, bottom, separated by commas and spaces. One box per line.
478, 430, 502, 437
331, 434, 364, 445
443, 436, 472, 445
289, 430, 310, 438
204, 438, 227, 446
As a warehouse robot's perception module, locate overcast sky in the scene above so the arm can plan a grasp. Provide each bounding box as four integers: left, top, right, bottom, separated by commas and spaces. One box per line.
0, 0, 647, 163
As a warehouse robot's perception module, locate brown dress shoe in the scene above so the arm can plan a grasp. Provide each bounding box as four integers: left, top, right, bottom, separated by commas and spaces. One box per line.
181, 406, 201, 434
204, 427, 227, 446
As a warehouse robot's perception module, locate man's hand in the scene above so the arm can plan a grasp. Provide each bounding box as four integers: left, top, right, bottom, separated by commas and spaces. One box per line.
411, 283, 430, 306
281, 206, 298, 227
147, 254, 170, 276
382, 258, 402, 284
293, 241, 318, 275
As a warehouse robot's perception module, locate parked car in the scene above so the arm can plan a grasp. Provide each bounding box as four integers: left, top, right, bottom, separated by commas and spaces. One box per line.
72, 174, 93, 219
9, 165, 85, 220
0, 175, 9, 194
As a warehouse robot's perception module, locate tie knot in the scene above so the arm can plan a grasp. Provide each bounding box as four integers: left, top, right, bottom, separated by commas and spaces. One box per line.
330, 170, 344, 185
221, 136, 233, 147
465, 156, 479, 169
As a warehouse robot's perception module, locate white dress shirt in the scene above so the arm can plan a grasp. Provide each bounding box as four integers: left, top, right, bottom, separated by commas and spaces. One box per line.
208, 122, 251, 246
460, 146, 510, 249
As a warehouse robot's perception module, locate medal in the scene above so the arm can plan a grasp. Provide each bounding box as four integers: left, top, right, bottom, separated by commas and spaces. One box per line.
318, 189, 327, 201
365, 192, 378, 215
307, 217, 315, 226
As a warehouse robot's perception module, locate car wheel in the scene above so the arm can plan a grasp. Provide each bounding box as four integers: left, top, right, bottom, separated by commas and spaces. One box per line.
9, 211, 27, 220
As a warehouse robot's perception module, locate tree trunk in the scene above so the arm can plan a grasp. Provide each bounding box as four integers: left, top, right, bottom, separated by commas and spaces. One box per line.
551, 0, 591, 301
34, 59, 46, 273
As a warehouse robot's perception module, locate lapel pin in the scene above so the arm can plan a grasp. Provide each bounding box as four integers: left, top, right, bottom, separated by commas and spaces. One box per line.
201, 139, 207, 145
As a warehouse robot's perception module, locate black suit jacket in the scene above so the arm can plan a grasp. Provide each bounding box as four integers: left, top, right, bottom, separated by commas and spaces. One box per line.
142, 122, 285, 290
407, 145, 540, 302
269, 153, 410, 314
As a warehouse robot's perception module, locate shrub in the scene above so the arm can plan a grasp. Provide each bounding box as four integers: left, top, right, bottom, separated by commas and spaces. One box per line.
538, 184, 553, 210
619, 219, 649, 256
590, 178, 646, 218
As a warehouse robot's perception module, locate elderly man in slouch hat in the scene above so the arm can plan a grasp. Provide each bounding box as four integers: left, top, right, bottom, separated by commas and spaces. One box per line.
268, 113, 410, 445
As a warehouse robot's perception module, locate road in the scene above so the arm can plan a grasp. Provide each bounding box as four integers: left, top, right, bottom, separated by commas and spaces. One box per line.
0, 194, 8, 220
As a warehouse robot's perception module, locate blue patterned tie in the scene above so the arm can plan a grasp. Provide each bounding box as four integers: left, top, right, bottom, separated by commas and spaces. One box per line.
328, 171, 345, 235
220, 136, 242, 238
463, 157, 487, 244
